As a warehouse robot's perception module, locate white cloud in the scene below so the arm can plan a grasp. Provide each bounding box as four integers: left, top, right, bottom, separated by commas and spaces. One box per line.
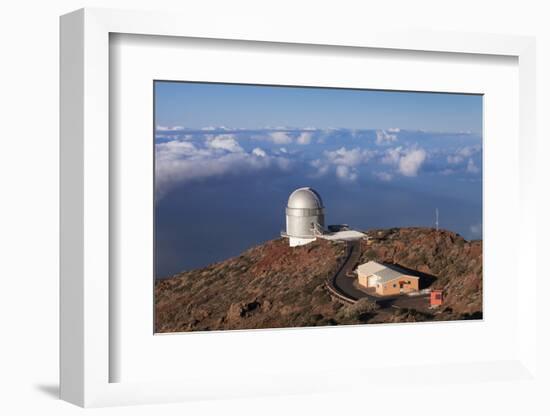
201, 126, 217, 131
381, 146, 427, 177
206, 134, 243, 153
155, 139, 289, 199
447, 146, 481, 165
376, 129, 399, 145
382, 146, 403, 165
156, 125, 185, 131
310, 159, 329, 177
268, 131, 293, 144
458, 146, 477, 157
155, 134, 173, 140
156, 152, 267, 198
156, 140, 198, 156
374, 171, 393, 182
296, 132, 314, 145
444, 146, 482, 176
322, 147, 374, 181
325, 147, 371, 167
447, 155, 463, 164
276, 157, 292, 170
387, 127, 401, 133
466, 158, 480, 174
252, 147, 267, 157
310, 159, 323, 168
335, 165, 358, 182
398, 148, 427, 176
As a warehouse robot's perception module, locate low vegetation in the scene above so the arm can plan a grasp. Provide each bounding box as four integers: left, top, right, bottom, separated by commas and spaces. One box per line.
336, 298, 380, 324
155, 238, 347, 332
360, 227, 482, 316
155, 227, 482, 332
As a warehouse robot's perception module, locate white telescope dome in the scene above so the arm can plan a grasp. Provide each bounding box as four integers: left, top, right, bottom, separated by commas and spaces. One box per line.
285, 187, 325, 246
287, 187, 324, 209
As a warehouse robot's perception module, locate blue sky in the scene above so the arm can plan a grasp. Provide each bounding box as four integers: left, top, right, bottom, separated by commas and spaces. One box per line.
155, 81, 482, 134
154, 81, 483, 278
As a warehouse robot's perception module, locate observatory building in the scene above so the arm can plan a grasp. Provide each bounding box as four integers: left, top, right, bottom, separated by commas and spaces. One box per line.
281, 186, 366, 247
284, 187, 325, 247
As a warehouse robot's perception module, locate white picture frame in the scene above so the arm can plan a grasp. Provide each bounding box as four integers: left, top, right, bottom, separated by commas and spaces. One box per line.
60, 7, 538, 408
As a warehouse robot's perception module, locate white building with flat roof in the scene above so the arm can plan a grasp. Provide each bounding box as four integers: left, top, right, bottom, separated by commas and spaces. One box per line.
357, 261, 420, 296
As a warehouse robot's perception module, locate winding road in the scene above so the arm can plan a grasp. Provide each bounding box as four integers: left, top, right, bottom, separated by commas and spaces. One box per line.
331, 240, 371, 302
326, 240, 378, 303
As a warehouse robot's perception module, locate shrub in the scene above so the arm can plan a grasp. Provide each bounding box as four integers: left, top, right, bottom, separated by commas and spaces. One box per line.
338, 298, 380, 322
350, 297, 380, 314
363, 249, 377, 261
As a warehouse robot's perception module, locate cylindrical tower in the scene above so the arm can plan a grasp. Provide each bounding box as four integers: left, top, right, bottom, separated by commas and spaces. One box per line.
285, 187, 325, 247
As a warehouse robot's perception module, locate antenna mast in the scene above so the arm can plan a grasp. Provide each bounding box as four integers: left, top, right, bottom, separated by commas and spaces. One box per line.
435, 208, 439, 231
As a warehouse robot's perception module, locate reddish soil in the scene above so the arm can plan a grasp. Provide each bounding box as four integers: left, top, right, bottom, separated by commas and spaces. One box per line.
155, 227, 482, 332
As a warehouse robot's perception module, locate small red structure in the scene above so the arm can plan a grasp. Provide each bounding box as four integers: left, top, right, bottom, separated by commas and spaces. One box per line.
430, 290, 443, 307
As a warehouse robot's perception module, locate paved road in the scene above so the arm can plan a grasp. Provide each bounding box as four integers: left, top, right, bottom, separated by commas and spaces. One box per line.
331, 240, 377, 302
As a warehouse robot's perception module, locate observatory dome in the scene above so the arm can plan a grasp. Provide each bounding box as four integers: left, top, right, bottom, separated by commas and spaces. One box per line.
287, 187, 324, 210
285, 187, 325, 247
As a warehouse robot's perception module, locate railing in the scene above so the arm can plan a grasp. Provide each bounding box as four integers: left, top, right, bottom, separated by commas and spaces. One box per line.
405, 288, 431, 297
325, 281, 357, 304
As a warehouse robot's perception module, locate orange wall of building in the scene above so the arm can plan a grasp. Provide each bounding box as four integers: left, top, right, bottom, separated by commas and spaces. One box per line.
375, 276, 419, 296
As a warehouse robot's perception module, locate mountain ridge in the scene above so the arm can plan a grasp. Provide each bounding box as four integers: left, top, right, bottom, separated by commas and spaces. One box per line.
155, 227, 482, 332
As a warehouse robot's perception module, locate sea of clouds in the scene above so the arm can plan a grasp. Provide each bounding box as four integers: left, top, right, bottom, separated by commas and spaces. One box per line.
154, 126, 483, 277
155, 126, 482, 198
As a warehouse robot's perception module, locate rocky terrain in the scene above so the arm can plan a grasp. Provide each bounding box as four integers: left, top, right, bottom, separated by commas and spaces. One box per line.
155, 227, 482, 332
360, 227, 482, 317
155, 238, 347, 332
